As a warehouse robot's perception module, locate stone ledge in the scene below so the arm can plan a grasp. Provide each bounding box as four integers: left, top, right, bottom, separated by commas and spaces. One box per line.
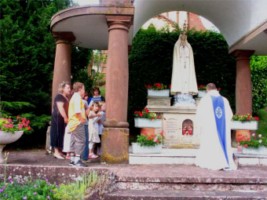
147, 105, 197, 113
105, 189, 267, 200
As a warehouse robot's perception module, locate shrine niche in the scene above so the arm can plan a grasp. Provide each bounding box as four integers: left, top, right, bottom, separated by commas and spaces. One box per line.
182, 119, 193, 136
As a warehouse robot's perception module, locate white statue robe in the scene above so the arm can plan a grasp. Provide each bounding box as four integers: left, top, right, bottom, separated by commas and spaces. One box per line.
171, 36, 198, 95
195, 90, 237, 170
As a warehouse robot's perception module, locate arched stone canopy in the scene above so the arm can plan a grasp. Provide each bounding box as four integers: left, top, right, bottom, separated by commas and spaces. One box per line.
51, 0, 267, 54
51, 5, 134, 50
134, 0, 267, 54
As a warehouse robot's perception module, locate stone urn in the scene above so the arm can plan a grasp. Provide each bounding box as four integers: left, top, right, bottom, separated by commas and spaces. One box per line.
0, 131, 23, 163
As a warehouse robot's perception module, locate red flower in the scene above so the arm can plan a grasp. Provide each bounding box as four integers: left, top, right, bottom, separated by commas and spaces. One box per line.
254, 116, 260, 121
145, 83, 167, 90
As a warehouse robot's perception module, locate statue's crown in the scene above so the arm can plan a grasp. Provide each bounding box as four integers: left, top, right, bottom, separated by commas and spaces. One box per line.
182, 21, 188, 34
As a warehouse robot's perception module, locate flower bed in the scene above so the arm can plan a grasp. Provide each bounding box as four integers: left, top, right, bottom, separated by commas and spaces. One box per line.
198, 84, 206, 91
239, 132, 267, 149
231, 114, 259, 130
132, 131, 163, 154
145, 83, 170, 97
134, 108, 162, 128
145, 83, 168, 90
0, 116, 31, 134
0, 172, 100, 200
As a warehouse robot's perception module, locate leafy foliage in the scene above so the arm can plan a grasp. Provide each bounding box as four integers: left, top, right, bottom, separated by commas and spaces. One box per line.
134, 107, 161, 119
136, 134, 162, 147
256, 108, 267, 137
0, 172, 99, 200
232, 114, 259, 122
251, 56, 267, 112
240, 133, 267, 148
0, 0, 92, 147
0, 178, 56, 200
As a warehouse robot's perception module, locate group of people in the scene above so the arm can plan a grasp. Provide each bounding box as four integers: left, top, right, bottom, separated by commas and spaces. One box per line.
50, 82, 105, 167
49, 81, 236, 170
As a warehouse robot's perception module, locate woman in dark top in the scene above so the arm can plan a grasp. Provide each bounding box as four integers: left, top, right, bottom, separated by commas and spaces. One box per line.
50, 81, 71, 159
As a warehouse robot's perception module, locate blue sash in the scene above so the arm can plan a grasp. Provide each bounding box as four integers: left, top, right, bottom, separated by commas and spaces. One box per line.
211, 96, 229, 165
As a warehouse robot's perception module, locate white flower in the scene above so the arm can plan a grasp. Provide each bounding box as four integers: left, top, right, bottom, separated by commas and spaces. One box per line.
258, 134, 262, 138
259, 139, 262, 143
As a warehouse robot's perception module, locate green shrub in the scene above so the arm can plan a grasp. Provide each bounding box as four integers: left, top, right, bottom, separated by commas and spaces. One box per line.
251, 56, 267, 112
53, 171, 98, 200
0, 178, 55, 200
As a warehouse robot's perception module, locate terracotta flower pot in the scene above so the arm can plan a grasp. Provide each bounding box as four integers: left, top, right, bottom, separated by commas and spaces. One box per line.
235, 130, 251, 143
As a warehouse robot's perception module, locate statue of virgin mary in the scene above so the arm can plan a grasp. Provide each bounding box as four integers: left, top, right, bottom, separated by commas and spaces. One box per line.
171, 25, 198, 106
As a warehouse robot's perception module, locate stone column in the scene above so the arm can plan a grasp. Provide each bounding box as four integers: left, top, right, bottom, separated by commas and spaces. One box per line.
232, 50, 254, 115
52, 39, 72, 104
46, 38, 72, 152
101, 15, 133, 164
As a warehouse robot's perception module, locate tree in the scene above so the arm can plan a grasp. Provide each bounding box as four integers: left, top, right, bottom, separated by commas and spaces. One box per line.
0, 0, 92, 147
251, 56, 267, 112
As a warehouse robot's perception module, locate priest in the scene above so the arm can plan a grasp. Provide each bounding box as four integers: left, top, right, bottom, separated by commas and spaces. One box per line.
195, 83, 237, 170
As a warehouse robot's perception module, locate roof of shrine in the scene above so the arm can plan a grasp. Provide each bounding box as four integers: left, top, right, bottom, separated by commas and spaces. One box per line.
51, 0, 267, 54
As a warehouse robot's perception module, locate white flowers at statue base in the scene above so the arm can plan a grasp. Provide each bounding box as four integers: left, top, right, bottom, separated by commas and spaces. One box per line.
173, 93, 196, 106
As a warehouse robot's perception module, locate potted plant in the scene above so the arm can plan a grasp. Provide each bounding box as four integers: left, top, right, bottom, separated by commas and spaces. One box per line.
0, 116, 31, 163
134, 107, 162, 128
197, 84, 206, 98
231, 114, 259, 130
132, 132, 163, 154
240, 133, 267, 155
146, 83, 169, 97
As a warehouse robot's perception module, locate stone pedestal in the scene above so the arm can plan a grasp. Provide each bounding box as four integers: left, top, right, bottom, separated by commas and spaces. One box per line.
101, 127, 129, 164
147, 105, 200, 148
147, 97, 171, 106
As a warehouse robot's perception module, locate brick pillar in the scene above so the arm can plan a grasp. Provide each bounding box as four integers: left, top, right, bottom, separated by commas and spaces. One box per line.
101, 15, 133, 164
232, 50, 254, 114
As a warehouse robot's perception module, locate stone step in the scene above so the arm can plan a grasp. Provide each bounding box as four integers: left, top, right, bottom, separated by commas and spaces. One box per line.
112, 165, 267, 192
104, 189, 267, 200
129, 148, 267, 166
115, 176, 267, 192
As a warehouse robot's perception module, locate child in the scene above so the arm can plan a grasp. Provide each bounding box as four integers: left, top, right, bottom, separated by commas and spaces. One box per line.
94, 101, 106, 155
81, 93, 89, 161
88, 102, 102, 159
68, 82, 87, 167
